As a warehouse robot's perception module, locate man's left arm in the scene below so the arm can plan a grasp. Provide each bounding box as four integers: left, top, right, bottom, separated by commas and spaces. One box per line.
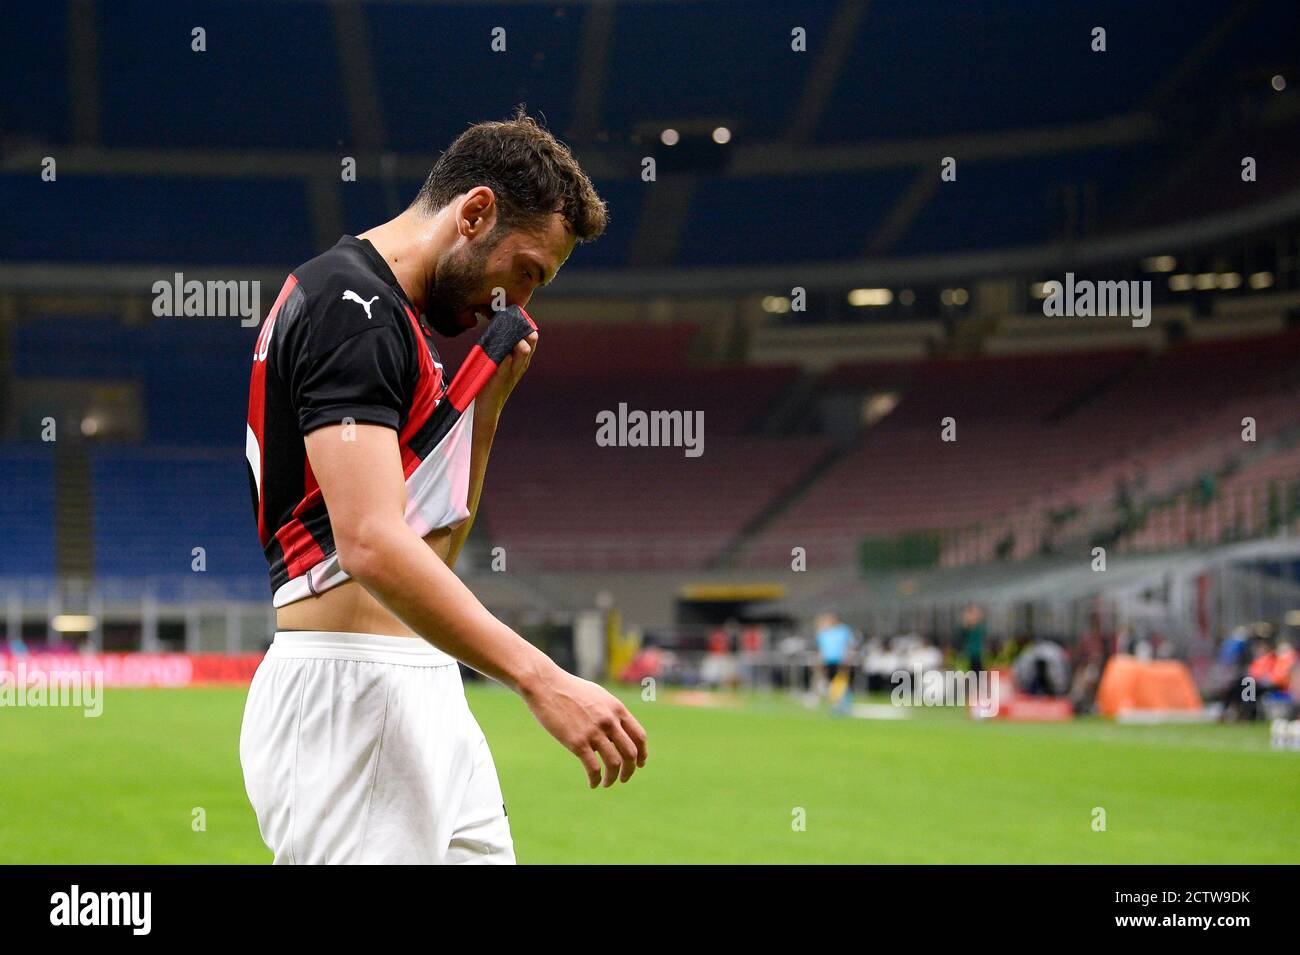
444, 331, 538, 569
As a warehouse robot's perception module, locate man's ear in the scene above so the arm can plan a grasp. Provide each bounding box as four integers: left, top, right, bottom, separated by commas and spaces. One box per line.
460, 187, 497, 237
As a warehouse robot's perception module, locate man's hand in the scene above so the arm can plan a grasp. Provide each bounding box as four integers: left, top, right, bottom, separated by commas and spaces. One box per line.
306, 423, 651, 789
520, 667, 648, 789
446, 328, 538, 568
467, 324, 653, 788
477, 330, 538, 420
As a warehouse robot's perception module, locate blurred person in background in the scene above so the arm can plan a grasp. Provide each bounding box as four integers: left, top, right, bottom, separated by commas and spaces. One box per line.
1069, 621, 1109, 715
1289, 650, 1300, 720
738, 622, 769, 689
700, 619, 739, 690
774, 627, 809, 692
958, 603, 986, 673
1013, 638, 1071, 697
813, 612, 855, 715
1216, 625, 1253, 722
1237, 635, 1274, 721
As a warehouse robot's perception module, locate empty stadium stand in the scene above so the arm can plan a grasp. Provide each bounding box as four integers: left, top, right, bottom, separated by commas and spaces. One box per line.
97, 0, 348, 149
3, 0, 1299, 603
0, 174, 316, 266
0, 448, 57, 577
90, 446, 264, 580
740, 331, 1300, 568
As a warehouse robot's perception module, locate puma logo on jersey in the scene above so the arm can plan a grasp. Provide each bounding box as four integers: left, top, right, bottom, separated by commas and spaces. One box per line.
341, 290, 380, 320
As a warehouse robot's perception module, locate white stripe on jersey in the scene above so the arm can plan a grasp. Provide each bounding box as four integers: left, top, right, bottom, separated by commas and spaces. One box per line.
271, 403, 475, 609
246, 424, 263, 502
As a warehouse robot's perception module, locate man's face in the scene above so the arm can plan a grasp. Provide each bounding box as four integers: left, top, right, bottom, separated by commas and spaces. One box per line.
425, 210, 575, 336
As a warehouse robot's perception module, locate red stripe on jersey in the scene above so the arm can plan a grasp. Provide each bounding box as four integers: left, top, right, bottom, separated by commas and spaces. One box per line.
292, 487, 324, 518
274, 516, 325, 581
442, 307, 533, 412
247, 274, 300, 546
446, 344, 498, 412
397, 305, 442, 474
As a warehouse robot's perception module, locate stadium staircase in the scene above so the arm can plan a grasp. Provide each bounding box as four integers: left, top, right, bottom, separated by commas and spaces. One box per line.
709, 439, 856, 570
1043, 349, 1147, 424
708, 367, 845, 568
757, 369, 825, 435
55, 444, 94, 579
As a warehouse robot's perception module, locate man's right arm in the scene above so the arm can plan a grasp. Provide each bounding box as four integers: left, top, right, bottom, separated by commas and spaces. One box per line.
303, 422, 647, 788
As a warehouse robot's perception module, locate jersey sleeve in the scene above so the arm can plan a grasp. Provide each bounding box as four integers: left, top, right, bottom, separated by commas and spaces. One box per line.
291, 294, 412, 435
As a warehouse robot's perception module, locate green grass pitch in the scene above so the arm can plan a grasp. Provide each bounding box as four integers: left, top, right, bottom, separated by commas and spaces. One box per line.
2, 684, 1296, 863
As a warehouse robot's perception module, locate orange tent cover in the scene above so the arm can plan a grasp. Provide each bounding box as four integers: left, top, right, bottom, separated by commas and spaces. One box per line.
1095, 655, 1202, 717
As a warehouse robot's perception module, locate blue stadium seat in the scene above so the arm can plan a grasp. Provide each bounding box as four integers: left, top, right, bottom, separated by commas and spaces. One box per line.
96, 0, 348, 149
13, 316, 141, 379
0, 174, 315, 266
889, 145, 1156, 254
0, 449, 57, 577
816, 0, 1214, 143
143, 319, 258, 447
571, 178, 640, 268
604, 1, 838, 141
339, 178, 425, 237
91, 447, 265, 580
367, 3, 582, 153
677, 168, 913, 265
0, 4, 68, 143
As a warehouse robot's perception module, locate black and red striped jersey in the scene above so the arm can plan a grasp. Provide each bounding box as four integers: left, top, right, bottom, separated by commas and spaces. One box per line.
245, 235, 535, 607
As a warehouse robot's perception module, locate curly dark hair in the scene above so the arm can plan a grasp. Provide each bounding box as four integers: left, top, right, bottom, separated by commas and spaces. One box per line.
414, 106, 607, 242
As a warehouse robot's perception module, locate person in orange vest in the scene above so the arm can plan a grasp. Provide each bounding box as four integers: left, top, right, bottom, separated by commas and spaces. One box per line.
1248, 641, 1280, 690
1247, 636, 1296, 719
1270, 639, 1295, 694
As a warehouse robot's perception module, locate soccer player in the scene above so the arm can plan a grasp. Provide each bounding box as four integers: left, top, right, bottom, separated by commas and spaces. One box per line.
239, 111, 648, 864
813, 611, 854, 715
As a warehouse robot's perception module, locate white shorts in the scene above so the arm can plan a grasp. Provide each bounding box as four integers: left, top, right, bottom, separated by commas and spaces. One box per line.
239, 630, 515, 865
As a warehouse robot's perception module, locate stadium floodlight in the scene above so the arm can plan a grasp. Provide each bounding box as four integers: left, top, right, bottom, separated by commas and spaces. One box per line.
848, 288, 892, 306
712, 126, 731, 144
1141, 255, 1177, 272
52, 614, 97, 633
1217, 272, 1242, 289
660, 128, 679, 146
761, 295, 791, 314
1249, 271, 1274, 289
1194, 273, 1217, 290
1168, 274, 1194, 291
862, 392, 900, 425
1273, 74, 1287, 91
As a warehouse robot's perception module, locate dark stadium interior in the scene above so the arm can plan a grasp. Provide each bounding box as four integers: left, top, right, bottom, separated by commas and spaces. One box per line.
4, 0, 1300, 876
1, 0, 1298, 666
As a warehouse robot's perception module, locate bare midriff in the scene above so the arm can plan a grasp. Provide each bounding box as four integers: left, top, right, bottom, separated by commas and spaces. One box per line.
274, 526, 455, 637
